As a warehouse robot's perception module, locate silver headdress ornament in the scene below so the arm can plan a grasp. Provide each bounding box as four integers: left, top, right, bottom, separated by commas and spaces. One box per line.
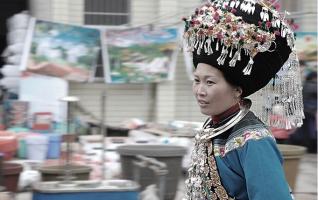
183, 0, 304, 129
183, 0, 294, 76
252, 51, 304, 129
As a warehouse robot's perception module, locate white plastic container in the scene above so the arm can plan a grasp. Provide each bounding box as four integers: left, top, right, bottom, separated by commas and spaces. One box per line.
7, 30, 27, 45
0, 77, 20, 89
7, 12, 30, 30
1, 65, 21, 77
26, 135, 48, 160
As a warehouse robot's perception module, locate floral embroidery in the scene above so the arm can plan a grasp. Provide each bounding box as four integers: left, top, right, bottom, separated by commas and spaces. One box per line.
214, 128, 274, 156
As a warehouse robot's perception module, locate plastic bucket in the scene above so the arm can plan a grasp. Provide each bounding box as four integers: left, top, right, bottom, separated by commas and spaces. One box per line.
16, 133, 40, 159
117, 144, 187, 200
277, 144, 307, 190
0, 132, 18, 160
18, 138, 27, 159
26, 135, 48, 160
46, 134, 61, 159
3, 162, 23, 192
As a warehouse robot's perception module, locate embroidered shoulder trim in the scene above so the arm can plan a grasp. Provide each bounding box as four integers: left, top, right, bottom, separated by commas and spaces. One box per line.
214, 128, 274, 156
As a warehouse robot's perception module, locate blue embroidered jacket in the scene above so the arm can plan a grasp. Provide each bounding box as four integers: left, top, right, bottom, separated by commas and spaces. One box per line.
210, 111, 293, 200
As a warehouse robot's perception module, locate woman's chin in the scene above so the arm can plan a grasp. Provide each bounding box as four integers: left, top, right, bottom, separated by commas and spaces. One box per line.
199, 107, 212, 116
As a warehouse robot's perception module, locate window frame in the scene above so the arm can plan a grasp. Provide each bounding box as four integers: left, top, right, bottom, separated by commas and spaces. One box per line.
83, 0, 131, 26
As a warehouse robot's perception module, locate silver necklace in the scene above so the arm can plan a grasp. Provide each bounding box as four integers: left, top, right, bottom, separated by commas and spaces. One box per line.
195, 108, 249, 141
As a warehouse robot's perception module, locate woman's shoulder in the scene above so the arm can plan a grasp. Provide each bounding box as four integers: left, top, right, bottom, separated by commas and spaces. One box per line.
213, 111, 275, 157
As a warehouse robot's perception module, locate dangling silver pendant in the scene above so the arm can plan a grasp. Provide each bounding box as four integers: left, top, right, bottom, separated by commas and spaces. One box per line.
243, 57, 254, 75
271, 12, 281, 28
229, 0, 236, 8
260, 7, 269, 21
235, 0, 240, 8
249, 2, 255, 14
240, 0, 248, 12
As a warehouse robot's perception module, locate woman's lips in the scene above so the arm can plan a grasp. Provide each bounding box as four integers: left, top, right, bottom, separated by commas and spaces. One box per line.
197, 99, 209, 107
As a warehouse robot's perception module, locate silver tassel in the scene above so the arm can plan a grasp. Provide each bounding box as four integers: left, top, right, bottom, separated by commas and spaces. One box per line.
235, 0, 240, 8
199, 35, 205, 49
194, 38, 199, 49
196, 46, 201, 55
238, 48, 242, 61
240, 0, 247, 12
229, 48, 241, 67
216, 40, 219, 51
250, 2, 255, 14
243, 57, 254, 75
217, 46, 229, 65
204, 38, 213, 55
229, 46, 233, 58
230, 0, 236, 8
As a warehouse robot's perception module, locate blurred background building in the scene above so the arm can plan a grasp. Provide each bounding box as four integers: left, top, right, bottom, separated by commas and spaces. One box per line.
0, 0, 316, 125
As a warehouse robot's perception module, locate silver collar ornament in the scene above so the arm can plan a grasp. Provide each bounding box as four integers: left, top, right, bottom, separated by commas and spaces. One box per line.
184, 109, 248, 200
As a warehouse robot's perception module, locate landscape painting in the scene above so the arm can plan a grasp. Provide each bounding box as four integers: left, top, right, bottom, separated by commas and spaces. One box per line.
24, 20, 101, 82
103, 28, 179, 83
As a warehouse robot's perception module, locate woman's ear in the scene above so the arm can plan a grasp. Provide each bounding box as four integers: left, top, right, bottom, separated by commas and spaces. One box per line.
234, 87, 243, 98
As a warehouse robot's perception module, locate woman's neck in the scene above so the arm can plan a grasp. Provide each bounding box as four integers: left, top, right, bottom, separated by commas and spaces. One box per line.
212, 103, 240, 124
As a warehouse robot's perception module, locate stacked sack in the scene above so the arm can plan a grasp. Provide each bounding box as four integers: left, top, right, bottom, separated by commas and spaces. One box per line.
1, 12, 31, 94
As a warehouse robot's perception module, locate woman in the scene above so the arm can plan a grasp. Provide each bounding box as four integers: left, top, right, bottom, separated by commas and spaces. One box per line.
183, 0, 302, 199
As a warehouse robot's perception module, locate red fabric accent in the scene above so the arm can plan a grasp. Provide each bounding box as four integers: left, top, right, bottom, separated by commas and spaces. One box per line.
212, 103, 240, 124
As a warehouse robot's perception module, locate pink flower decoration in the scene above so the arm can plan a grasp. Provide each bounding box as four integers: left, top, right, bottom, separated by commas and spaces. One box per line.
226, 16, 232, 23
256, 35, 262, 42
274, 31, 280, 36
274, 4, 281, 11
262, 35, 267, 42
213, 13, 220, 21
244, 132, 252, 140
217, 31, 223, 39
220, 147, 225, 156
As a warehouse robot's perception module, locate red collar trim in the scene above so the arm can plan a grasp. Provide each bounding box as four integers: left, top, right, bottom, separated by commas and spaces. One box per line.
212, 103, 240, 124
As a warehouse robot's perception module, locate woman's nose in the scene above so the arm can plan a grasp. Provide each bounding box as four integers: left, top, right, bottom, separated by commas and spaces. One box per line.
196, 84, 206, 96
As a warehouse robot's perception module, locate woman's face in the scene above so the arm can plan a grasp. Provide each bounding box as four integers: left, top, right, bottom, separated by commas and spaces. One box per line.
192, 63, 242, 117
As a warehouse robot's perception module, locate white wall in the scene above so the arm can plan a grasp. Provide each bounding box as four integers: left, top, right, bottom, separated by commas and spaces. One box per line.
69, 83, 155, 124
28, 0, 53, 21
282, 0, 317, 32
297, 0, 317, 32
130, 0, 158, 25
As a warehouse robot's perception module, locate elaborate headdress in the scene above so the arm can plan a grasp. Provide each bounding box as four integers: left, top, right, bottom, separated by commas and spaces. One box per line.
183, 0, 303, 128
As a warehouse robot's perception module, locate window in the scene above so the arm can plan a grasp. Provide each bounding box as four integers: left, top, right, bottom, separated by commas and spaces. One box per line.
84, 0, 130, 26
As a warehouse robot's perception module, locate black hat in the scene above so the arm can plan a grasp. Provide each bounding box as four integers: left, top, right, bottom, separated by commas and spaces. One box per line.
183, 0, 294, 97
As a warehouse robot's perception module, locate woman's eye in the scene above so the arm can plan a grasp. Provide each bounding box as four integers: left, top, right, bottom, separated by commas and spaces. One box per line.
194, 79, 200, 83
207, 80, 215, 85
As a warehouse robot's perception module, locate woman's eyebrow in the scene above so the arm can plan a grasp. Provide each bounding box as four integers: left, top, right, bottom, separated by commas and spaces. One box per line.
193, 74, 218, 79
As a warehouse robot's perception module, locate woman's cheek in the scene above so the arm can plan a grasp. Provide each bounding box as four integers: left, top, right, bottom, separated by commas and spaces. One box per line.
192, 83, 198, 95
